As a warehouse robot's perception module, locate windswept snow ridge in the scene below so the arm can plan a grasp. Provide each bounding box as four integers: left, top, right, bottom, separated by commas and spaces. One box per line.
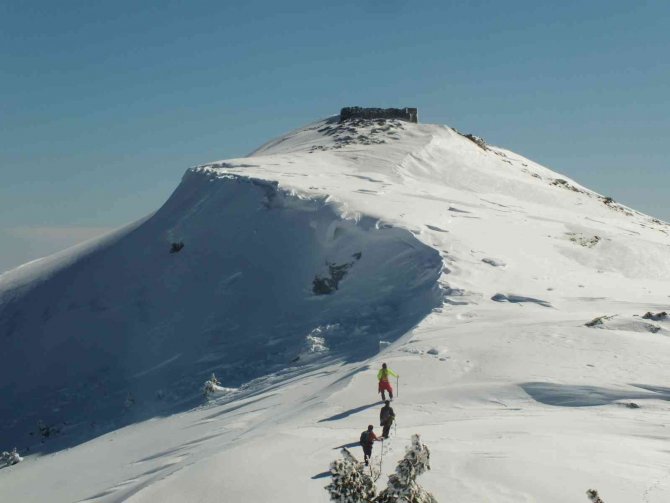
0, 165, 442, 451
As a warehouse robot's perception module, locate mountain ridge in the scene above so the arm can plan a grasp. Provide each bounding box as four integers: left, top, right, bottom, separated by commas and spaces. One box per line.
1, 116, 669, 502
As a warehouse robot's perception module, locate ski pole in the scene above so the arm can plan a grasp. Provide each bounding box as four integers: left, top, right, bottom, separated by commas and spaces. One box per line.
394, 419, 397, 437
396, 376, 399, 398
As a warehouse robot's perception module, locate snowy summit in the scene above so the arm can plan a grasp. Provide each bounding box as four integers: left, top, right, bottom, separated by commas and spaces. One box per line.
1, 111, 670, 502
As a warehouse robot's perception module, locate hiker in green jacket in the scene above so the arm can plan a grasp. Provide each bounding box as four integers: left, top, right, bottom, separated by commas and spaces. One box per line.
377, 363, 398, 401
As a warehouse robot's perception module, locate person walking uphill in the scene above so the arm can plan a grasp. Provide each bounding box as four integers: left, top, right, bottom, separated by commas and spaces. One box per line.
379, 400, 395, 438
377, 363, 398, 401
359, 425, 381, 466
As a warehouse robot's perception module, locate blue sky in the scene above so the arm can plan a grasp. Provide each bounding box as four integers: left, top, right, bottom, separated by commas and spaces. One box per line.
1, 0, 668, 271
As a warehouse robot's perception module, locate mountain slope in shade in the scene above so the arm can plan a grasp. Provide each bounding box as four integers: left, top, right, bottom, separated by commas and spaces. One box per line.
0, 133, 442, 450
1, 115, 669, 502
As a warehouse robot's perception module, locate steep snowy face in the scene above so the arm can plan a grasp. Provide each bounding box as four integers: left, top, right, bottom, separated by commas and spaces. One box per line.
0, 157, 442, 450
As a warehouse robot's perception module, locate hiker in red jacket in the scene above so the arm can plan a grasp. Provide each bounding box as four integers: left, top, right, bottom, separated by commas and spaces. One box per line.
359, 425, 381, 466
377, 363, 398, 401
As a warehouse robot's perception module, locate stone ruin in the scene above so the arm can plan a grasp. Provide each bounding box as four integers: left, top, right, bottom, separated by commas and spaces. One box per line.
340, 106, 418, 123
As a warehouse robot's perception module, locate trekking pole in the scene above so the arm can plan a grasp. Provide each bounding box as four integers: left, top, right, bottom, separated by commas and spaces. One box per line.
379, 438, 384, 473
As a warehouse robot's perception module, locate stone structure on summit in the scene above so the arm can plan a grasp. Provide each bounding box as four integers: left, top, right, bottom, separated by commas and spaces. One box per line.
340, 107, 418, 123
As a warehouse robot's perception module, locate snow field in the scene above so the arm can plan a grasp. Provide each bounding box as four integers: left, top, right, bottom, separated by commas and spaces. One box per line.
2, 116, 670, 501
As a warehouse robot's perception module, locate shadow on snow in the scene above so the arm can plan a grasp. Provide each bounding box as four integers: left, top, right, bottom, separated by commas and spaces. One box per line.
318, 402, 380, 422
521, 382, 670, 407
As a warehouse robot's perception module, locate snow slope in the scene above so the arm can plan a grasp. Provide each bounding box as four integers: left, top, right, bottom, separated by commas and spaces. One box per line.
1, 115, 670, 502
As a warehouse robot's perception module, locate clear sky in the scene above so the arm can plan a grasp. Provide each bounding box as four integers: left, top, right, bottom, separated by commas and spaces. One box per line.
1, 0, 668, 271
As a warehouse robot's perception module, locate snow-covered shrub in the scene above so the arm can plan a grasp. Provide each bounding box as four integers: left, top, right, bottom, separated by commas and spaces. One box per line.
585, 315, 615, 327
1, 448, 22, 468
463, 133, 486, 149
293, 326, 336, 362
203, 373, 236, 397
551, 178, 584, 193
203, 373, 220, 395
566, 232, 601, 248
326, 448, 376, 503
326, 436, 438, 503
305, 334, 328, 352
376, 434, 437, 503
586, 489, 605, 502
642, 311, 668, 321
293, 334, 328, 362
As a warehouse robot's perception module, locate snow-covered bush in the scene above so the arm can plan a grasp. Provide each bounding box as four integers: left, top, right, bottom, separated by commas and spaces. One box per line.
203, 373, 236, 397
203, 373, 220, 395
1, 448, 22, 468
585, 315, 614, 327
466, 134, 486, 149
326, 448, 376, 503
293, 326, 336, 362
325, 435, 437, 503
586, 489, 605, 502
642, 311, 668, 321
376, 434, 437, 503
305, 334, 328, 353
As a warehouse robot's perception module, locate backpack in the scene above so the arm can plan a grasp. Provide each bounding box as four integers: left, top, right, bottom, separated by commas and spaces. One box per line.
360, 430, 370, 446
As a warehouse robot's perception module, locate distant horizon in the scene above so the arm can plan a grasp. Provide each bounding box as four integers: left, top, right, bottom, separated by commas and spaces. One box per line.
2, 0, 668, 271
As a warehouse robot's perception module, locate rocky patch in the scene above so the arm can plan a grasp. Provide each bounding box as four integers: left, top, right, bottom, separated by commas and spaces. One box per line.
566, 232, 601, 248
309, 119, 405, 153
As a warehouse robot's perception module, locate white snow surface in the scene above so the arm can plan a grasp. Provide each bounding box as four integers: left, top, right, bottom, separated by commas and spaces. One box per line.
2, 116, 670, 502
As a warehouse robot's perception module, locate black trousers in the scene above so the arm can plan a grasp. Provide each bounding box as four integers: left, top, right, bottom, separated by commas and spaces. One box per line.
382, 420, 393, 438
362, 445, 372, 464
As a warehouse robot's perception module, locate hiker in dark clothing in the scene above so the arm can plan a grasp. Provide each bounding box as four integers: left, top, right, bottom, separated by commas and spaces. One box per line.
359, 424, 381, 466
380, 400, 395, 438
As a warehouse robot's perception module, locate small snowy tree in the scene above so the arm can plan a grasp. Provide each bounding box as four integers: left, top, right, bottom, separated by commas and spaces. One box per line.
203, 373, 235, 396
326, 448, 377, 503
1, 448, 23, 468
375, 434, 437, 503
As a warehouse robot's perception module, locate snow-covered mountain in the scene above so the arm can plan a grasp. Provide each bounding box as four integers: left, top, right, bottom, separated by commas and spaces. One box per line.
2, 114, 670, 502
